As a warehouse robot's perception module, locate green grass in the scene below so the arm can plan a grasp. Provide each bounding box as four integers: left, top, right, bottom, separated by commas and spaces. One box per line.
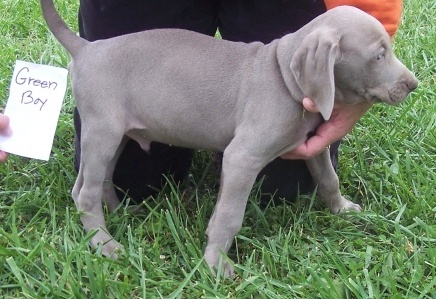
0, 0, 435, 297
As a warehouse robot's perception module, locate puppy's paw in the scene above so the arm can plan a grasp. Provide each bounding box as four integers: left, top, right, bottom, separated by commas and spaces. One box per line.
204, 247, 234, 278
328, 197, 362, 214
90, 230, 124, 259
207, 259, 235, 278
101, 239, 124, 259
341, 201, 362, 213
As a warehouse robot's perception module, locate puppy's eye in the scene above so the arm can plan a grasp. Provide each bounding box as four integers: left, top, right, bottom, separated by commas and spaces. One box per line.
375, 49, 385, 60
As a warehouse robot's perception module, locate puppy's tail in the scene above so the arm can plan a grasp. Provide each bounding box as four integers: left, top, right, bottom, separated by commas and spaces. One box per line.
40, 0, 87, 57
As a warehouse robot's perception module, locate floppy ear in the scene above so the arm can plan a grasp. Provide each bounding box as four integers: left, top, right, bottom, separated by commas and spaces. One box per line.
290, 29, 340, 120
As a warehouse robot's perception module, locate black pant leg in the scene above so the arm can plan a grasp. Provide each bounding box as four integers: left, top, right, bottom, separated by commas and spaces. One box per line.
78, 0, 220, 41
218, 0, 326, 43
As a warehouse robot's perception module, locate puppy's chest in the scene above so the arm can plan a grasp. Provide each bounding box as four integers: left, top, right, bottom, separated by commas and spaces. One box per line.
285, 112, 324, 146
300, 111, 323, 134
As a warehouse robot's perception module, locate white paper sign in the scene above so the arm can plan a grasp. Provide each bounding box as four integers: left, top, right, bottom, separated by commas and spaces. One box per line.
0, 60, 68, 161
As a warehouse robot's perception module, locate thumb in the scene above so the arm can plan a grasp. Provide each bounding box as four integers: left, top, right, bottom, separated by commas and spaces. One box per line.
0, 115, 10, 129
302, 97, 319, 113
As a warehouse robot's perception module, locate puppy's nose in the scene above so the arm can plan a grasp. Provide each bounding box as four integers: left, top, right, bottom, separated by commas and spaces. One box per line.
406, 77, 418, 92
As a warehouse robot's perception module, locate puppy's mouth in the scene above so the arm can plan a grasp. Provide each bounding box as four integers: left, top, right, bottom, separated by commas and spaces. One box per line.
365, 89, 390, 104
368, 96, 382, 104
366, 85, 411, 105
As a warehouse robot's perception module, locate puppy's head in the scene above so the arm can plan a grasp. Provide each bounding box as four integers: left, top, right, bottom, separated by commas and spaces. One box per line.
290, 6, 418, 120
330, 6, 418, 105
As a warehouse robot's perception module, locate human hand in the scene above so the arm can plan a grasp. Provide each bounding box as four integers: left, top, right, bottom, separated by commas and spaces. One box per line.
0, 114, 11, 162
281, 98, 372, 160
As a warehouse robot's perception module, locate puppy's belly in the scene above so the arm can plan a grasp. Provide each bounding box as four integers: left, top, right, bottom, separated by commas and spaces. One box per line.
125, 111, 323, 155
126, 128, 232, 152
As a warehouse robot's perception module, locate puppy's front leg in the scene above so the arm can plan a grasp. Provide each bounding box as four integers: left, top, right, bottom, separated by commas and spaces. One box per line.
205, 144, 264, 277
305, 149, 362, 213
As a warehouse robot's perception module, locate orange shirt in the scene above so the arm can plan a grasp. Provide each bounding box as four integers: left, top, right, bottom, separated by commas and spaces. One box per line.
324, 0, 403, 37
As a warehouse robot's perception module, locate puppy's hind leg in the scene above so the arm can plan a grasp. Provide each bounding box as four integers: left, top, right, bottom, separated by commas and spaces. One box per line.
72, 157, 84, 205
74, 127, 126, 258
102, 136, 129, 212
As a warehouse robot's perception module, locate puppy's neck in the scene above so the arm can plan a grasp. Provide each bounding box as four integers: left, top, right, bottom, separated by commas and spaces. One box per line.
275, 36, 305, 105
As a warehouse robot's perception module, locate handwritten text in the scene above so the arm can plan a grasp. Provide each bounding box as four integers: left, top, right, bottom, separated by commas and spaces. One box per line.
15, 67, 58, 90
21, 90, 48, 111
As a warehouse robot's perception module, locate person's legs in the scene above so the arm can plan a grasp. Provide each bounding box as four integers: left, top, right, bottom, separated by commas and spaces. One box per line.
75, 0, 220, 202
218, 0, 340, 204
78, 0, 219, 41
218, 0, 326, 43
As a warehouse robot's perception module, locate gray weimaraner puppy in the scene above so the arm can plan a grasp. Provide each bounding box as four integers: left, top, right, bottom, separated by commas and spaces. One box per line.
41, 0, 417, 275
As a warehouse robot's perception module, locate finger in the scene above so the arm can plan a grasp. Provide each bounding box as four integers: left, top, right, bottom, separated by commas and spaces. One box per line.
0, 115, 10, 129
0, 116, 12, 137
0, 151, 9, 163
281, 122, 340, 160
280, 145, 310, 160
302, 97, 319, 113
281, 136, 329, 160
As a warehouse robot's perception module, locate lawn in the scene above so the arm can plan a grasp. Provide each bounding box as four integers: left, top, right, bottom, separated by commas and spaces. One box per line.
0, 0, 435, 298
